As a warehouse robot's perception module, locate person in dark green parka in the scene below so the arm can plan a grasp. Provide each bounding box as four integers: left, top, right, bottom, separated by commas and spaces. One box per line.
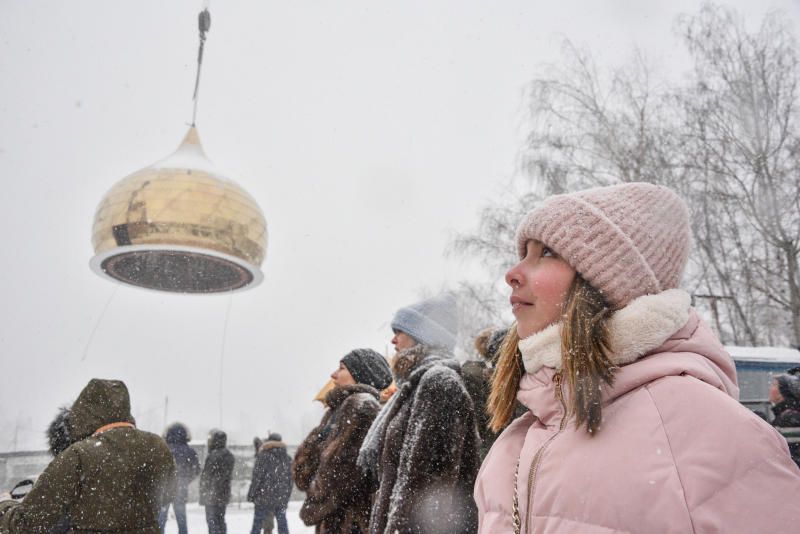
0, 378, 177, 533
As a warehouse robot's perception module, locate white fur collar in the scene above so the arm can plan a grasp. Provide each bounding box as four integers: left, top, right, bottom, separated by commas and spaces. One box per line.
518, 323, 561, 373
519, 289, 692, 374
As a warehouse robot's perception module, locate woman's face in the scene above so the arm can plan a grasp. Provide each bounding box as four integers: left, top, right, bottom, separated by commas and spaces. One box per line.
506, 240, 576, 339
331, 362, 357, 387
391, 330, 417, 352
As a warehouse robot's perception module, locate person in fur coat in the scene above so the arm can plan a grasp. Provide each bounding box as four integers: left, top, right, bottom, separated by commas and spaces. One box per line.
293, 348, 392, 533
358, 294, 481, 534
474, 182, 800, 533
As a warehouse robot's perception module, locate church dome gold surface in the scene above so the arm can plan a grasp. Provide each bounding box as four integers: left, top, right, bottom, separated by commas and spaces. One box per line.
90, 127, 267, 293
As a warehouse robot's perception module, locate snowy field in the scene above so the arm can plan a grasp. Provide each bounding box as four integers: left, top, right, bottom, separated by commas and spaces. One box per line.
162, 501, 313, 533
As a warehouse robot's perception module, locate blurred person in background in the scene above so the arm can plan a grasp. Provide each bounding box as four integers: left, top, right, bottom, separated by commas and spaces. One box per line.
159, 422, 200, 534
770, 373, 800, 468
462, 327, 510, 459
199, 429, 235, 534
43, 405, 78, 534
252, 437, 275, 534
247, 432, 292, 534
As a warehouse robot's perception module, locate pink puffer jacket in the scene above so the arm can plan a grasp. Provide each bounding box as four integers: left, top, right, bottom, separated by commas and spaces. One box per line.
475, 290, 800, 533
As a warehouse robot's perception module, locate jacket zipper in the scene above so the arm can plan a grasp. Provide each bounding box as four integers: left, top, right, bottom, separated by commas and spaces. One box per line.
517, 371, 568, 534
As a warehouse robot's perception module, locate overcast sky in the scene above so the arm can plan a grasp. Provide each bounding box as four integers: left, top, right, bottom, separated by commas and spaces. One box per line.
2, 0, 798, 451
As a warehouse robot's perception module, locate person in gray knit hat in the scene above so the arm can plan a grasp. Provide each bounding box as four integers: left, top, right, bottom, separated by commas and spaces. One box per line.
357, 293, 480, 533
390, 292, 458, 351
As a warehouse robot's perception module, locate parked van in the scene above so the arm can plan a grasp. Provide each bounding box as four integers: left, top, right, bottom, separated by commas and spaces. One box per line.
727, 345, 800, 420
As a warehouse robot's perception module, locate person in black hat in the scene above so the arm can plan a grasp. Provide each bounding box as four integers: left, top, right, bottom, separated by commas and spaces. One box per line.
339, 348, 393, 390
358, 295, 481, 533
292, 348, 391, 533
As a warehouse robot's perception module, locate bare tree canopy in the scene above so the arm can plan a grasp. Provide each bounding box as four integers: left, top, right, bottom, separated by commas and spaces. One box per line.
453, 3, 800, 348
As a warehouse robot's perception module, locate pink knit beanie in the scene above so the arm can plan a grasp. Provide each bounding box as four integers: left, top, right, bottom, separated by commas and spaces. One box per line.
515, 182, 691, 308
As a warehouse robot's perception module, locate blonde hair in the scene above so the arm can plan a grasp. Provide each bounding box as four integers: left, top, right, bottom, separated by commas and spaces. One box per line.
488, 275, 615, 434
561, 276, 615, 433
487, 327, 522, 433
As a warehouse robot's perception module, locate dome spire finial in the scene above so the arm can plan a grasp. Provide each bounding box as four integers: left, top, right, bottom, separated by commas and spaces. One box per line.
191, 7, 211, 126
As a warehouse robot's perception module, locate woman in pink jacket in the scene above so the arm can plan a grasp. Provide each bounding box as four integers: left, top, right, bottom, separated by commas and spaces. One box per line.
474, 182, 800, 533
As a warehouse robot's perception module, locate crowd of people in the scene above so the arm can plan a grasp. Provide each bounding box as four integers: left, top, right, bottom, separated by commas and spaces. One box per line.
2, 182, 800, 533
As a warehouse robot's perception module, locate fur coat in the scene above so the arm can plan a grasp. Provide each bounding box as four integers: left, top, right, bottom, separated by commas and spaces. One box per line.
358, 345, 481, 534
293, 383, 382, 533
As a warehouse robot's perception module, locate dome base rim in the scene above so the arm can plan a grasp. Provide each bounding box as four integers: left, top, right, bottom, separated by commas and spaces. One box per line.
90, 244, 264, 294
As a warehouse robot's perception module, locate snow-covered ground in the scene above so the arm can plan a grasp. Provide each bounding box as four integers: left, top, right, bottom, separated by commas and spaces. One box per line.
162, 501, 313, 533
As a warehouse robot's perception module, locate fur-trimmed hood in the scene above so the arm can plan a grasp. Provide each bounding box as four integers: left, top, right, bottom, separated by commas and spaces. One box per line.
46, 405, 74, 457
165, 422, 191, 445
259, 440, 287, 452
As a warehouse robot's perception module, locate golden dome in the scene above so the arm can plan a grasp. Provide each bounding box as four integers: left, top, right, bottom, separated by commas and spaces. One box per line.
90, 127, 267, 293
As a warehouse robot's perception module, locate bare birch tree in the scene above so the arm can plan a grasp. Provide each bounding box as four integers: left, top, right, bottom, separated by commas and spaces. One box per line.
677, 5, 800, 345
452, 3, 800, 347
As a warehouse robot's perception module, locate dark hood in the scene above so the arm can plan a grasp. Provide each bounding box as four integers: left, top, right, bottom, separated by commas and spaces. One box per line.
69, 379, 134, 440
165, 422, 191, 445
208, 429, 227, 450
